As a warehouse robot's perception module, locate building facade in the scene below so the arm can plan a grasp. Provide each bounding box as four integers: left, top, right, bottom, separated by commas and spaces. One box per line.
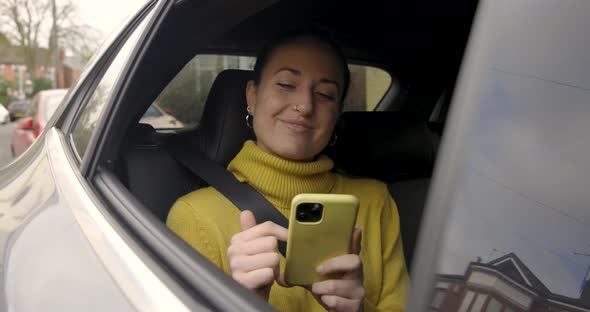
432, 253, 590, 312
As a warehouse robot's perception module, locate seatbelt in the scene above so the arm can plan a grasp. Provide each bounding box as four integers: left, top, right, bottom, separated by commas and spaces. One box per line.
167, 142, 288, 257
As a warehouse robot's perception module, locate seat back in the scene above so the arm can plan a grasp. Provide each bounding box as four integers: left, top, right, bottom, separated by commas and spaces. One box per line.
122, 70, 254, 221
325, 111, 440, 271
168, 69, 255, 168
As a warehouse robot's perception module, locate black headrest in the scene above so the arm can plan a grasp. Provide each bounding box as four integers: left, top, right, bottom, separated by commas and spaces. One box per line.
324, 112, 439, 182
171, 69, 255, 167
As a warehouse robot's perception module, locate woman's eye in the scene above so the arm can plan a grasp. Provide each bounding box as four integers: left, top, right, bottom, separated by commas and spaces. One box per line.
316, 92, 336, 101
277, 82, 295, 90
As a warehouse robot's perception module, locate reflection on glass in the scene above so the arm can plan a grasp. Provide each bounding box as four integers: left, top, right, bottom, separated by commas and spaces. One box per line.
430, 0, 590, 311
71, 8, 155, 159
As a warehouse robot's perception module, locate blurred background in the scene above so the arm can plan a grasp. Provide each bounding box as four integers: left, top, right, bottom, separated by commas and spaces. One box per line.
0, 0, 146, 166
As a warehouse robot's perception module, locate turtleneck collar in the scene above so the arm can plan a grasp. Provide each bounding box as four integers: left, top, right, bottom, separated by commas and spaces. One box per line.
227, 140, 336, 212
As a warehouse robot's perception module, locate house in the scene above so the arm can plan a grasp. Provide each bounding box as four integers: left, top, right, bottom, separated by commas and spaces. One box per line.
432, 253, 590, 312
0, 42, 81, 97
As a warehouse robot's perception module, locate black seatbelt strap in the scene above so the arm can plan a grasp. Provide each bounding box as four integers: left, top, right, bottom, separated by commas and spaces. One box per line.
168, 143, 288, 257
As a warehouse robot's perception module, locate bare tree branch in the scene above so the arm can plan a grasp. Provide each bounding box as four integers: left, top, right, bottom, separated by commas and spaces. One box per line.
0, 0, 95, 85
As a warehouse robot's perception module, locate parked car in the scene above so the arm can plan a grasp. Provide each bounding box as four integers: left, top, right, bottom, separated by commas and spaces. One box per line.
0, 0, 587, 311
7, 99, 30, 121
0, 104, 9, 124
10, 89, 68, 158
139, 103, 183, 129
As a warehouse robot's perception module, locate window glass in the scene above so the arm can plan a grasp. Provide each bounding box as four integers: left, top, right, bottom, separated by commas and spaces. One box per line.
344, 64, 392, 111
152, 55, 255, 129
147, 55, 394, 129
429, 1, 590, 311
143, 105, 163, 118
71, 8, 155, 158
43, 93, 67, 121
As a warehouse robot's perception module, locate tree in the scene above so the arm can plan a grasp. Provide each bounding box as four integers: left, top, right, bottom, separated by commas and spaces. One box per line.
30, 77, 52, 96
0, 0, 49, 80
0, 79, 18, 106
0, 0, 99, 84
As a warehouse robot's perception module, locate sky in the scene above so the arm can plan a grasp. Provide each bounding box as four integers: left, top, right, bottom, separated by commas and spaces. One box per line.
435, 0, 590, 299
74, 0, 148, 44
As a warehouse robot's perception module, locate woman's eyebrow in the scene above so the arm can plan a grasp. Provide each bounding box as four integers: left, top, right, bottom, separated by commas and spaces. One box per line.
274, 67, 340, 91
275, 67, 301, 76
319, 78, 340, 91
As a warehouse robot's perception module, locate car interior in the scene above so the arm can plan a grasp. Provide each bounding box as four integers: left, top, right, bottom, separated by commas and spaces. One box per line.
94, 0, 478, 278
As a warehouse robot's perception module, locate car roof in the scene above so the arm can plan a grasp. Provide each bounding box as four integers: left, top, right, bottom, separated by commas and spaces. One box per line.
144, 0, 478, 118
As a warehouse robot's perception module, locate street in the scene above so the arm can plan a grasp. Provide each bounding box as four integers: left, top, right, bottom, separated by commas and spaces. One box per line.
0, 123, 14, 168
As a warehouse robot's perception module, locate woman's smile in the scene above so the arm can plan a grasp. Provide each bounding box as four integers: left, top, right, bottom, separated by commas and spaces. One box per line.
280, 118, 314, 133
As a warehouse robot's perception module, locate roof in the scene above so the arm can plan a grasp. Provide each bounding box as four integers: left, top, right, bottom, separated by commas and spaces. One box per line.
487, 252, 551, 294
0, 43, 50, 66
439, 253, 590, 310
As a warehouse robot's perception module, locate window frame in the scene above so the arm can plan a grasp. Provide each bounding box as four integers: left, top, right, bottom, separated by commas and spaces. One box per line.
60, 1, 159, 168
78, 0, 287, 311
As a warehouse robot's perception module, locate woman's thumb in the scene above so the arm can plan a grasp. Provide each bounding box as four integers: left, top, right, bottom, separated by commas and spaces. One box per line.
240, 210, 257, 231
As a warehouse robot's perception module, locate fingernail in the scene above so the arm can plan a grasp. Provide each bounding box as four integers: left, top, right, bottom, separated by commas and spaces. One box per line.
316, 265, 324, 274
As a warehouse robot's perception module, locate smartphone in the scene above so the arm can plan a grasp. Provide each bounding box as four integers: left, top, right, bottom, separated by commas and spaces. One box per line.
284, 193, 359, 285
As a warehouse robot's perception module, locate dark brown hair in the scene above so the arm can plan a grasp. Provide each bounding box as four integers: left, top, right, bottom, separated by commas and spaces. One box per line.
252, 28, 351, 104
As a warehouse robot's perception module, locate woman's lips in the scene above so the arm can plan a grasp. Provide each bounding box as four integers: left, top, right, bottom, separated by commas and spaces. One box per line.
281, 119, 313, 133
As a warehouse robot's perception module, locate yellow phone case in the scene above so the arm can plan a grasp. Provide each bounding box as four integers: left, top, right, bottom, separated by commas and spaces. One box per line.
284, 193, 359, 285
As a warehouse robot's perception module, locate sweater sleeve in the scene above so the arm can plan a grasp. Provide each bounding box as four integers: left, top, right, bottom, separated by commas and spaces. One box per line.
365, 191, 410, 311
166, 199, 224, 268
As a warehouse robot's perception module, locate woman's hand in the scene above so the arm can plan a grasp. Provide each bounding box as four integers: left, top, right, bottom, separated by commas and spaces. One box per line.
227, 210, 288, 300
309, 227, 365, 312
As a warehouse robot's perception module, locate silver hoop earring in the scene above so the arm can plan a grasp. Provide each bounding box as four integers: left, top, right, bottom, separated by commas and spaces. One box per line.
245, 114, 253, 128
246, 106, 253, 128
329, 133, 338, 146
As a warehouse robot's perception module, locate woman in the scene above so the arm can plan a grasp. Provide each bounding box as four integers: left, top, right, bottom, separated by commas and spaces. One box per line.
167, 30, 408, 311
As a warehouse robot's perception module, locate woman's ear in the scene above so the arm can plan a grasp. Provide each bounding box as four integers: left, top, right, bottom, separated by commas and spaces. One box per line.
246, 80, 257, 113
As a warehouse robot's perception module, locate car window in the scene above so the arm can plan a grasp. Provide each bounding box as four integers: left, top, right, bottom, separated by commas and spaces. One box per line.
344, 64, 392, 112
143, 105, 164, 118
425, 1, 590, 311
148, 55, 394, 130
71, 8, 156, 160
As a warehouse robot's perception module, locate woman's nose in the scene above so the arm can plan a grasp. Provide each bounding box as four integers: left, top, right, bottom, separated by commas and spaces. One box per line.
294, 89, 314, 115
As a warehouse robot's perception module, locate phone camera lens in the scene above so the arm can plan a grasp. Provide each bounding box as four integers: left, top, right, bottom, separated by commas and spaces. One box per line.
296, 203, 323, 222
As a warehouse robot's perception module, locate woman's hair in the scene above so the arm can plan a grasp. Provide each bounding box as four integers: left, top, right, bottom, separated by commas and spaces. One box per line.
252, 28, 351, 104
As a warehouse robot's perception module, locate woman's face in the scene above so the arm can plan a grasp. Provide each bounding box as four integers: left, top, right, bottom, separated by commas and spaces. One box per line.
246, 39, 344, 161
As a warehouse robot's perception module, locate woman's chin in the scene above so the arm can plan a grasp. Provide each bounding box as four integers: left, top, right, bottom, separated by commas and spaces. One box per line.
269, 144, 316, 162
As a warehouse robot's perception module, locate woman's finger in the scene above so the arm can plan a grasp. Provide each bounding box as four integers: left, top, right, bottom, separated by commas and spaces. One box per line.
232, 267, 276, 290
231, 221, 288, 244
229, 252, 280, 275
227, 236, 279, 257
320, 295, 362, 312
317, 254, 362, 276
350, 226, 362, 255
311, 279, 365, 299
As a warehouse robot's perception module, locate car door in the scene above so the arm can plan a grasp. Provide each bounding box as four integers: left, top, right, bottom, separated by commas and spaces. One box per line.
407, 0, 590, 311
0, 1, 209, 311
12, 94, 38, 156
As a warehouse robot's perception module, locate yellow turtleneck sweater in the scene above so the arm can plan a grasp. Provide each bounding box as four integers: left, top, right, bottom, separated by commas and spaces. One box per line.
167, 141, 408, 311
